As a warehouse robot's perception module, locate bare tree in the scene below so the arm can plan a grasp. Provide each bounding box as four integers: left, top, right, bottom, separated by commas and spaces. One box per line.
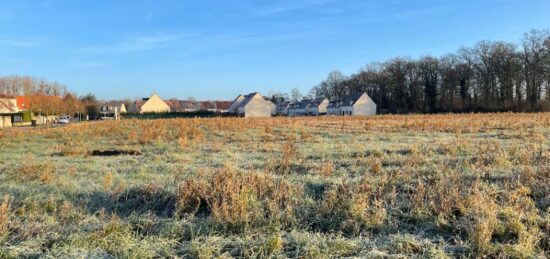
290, 87, 302, 101
308, 28, 550, 113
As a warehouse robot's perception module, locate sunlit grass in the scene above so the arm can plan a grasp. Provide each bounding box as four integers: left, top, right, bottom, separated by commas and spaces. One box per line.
0, 113, 549, 257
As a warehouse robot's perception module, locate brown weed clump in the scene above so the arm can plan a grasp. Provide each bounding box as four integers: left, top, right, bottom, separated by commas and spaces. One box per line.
368, 156, 382, 175
278, 137, 296, 174
314, 180, 387, 235
176, 167, 302, 231
14, 160, 56, 183
461, 191, 498, 255
0, 195, 10, 237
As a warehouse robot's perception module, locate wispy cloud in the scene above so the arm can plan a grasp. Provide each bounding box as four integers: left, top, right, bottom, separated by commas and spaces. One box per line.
252, 0, 336, 17
77, 34, 182, 54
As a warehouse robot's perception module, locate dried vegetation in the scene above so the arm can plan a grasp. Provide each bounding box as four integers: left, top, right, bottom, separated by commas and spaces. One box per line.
0, 113, 549, 257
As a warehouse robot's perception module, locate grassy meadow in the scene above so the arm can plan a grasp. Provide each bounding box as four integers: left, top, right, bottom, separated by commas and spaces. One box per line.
0, 114, 550, 258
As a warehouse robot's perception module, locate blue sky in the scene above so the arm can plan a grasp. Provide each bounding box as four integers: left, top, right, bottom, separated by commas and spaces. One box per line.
1, 0, 549, 100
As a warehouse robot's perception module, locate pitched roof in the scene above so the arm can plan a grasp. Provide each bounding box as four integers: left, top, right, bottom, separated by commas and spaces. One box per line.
214, 101, 232, 110
296, 99, 312, 109
196, 101, 213, 110
134, 94, 168, 111
0, 99, 17, 114
16, 96, 28, 110
236, 92, 260, 109
181, 101, 199, 110
162, 99, 232, 112
230, 94, 244, 104
276, 101, 292, 107
341, 92, 365, 106
327, 101, 339, 109
0, 94, 15, 99
165, 99, 186, 112
310, 97, 328, 106
326, 92, 369, 109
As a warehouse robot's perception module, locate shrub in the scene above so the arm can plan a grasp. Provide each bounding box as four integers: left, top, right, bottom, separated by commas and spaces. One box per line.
176, 167, 303, 232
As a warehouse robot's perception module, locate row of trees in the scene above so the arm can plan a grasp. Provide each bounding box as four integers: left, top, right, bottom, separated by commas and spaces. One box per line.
0, 76, 100, 117
310, 29, 550, 113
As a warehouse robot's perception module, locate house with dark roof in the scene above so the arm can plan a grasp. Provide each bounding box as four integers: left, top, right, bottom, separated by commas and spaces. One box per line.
166, 99, 231, 113
275, 101, 293, 116
307, 97, 329, 116
228, 95, 245, 114
327, 92, 377, 116
229, 92, 273, 117
288, 99, 311, 116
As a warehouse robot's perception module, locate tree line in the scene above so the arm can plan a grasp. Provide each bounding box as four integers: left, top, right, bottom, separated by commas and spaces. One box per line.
0, 76, 97, 116
310, 29, 550, 113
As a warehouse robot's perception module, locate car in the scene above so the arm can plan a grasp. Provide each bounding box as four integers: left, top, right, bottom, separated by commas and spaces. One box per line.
58, 116, 71, 124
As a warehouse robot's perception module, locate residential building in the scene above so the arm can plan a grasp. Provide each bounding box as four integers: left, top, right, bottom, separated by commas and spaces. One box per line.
275, 101, 293, 116
100, 102, 127, 120
130, 94, 171, 113
327, 92, 377, 116
228, 95, 245, 114
229, 92, 273, 117
213, 101, 232, 113
306, 97, 329, 116
166, 99, 231, 113
0, 95, 18, 128
288, 99, 311, 116
14, 95, 63, 124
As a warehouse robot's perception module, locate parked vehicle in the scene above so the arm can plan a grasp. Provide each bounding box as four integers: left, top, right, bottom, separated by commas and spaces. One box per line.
58, 116, 71, 124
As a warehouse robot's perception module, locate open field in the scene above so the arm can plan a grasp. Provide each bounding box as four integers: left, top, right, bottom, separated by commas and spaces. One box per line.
1, 114, 550, 258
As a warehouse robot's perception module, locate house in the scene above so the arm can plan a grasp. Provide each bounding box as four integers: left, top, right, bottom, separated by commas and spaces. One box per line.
0, 95, 18, 128
181, 101, 200, 112
306, 97, 329, 116
229, 92, 273, 118
198, 101, 217, 112
213, 101, 232, 113
327, 101, 339, 116
165, 99, 187, 112
327, 92, 377, 116
288, 99, 311, 116
276, 101, 293, 116
100, 102, 127, 120
166, 99, 232, 113
130, 94, 171, 114
102, 101, 127, 113
116, 102, 127, 113
14, 95, 63, 124
166, 100, 201, 112
228, 95, 245, 114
